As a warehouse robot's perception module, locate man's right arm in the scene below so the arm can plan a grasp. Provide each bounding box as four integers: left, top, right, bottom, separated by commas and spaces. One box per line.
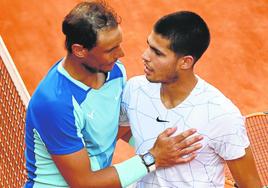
150, 127, 203, 167
52, 148, 122, 188
52, 127, 203, 188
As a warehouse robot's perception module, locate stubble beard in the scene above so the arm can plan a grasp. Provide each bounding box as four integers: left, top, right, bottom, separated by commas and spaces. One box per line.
145, 74, 159, 83
82, 63, 104, 74
145, 73, 179, 84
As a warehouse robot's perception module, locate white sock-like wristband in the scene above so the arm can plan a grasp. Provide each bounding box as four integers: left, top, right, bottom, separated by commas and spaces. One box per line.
114, 155, 148, 188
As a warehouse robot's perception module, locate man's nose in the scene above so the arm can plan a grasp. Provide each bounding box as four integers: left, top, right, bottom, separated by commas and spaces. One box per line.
142, 48, 150, 63
117, 48, 125, 58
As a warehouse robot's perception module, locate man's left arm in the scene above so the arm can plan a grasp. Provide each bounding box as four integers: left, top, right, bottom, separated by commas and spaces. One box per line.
226, 146, 262, 188
208, 108, 263, 188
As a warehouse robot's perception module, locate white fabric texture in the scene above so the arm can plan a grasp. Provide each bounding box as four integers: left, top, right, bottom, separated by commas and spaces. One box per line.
121, 75, 250, 188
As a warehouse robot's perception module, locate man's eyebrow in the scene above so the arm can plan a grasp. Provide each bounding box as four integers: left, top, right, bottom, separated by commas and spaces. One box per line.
104, 45, 119, 52
147, 39, 165, 56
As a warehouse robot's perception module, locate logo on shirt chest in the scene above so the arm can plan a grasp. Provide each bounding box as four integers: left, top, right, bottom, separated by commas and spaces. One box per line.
156, 116, 169, 123
88, 111, 95, 119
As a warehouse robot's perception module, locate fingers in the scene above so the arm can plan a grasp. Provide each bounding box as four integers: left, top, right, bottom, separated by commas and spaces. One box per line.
152, 128, 204, 167
169, 144, 202, 164
159, 127, 177, 138
173, 128, 198, 142
172, 142, 203, 164
178, 143, 202, 156
175, 134, 203, 149
175, 153, 197, 163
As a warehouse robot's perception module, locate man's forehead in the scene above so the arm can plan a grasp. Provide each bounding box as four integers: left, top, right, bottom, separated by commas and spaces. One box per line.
97, 27, 122, 46
148, 31, 171, 50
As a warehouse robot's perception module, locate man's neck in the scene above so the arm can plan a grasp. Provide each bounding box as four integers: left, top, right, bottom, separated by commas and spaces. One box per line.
160, 73, 197, 109
62, 55, 106, 89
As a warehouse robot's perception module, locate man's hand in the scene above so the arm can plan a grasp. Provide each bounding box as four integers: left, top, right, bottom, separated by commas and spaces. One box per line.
150, 127, 203, 167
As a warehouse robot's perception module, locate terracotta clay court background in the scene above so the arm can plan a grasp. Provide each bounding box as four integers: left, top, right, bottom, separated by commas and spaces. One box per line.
1, 0, 267, 165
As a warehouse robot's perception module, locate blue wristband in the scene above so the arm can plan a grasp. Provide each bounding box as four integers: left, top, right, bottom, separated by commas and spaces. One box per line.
114, 155, 148, 187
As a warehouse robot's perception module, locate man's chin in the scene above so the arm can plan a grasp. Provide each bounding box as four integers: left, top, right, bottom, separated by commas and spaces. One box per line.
83, 64, 99, 73
145, 75, 158, 83
100, 66, 113, 73
101, 64, 116, 73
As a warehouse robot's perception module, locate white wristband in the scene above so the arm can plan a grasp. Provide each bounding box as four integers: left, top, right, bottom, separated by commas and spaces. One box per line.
114, 155, 148, 187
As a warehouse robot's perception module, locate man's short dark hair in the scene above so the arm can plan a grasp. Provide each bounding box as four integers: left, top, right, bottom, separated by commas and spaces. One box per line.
62, 0, 121, 53
154, 11, 210, 63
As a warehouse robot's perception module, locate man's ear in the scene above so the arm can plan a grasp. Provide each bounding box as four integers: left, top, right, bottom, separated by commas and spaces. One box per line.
71, 44, 86, 58
180, 55, 194, 69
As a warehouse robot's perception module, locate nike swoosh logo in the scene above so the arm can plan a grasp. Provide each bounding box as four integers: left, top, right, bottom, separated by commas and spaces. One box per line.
156, 116, 169, 123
